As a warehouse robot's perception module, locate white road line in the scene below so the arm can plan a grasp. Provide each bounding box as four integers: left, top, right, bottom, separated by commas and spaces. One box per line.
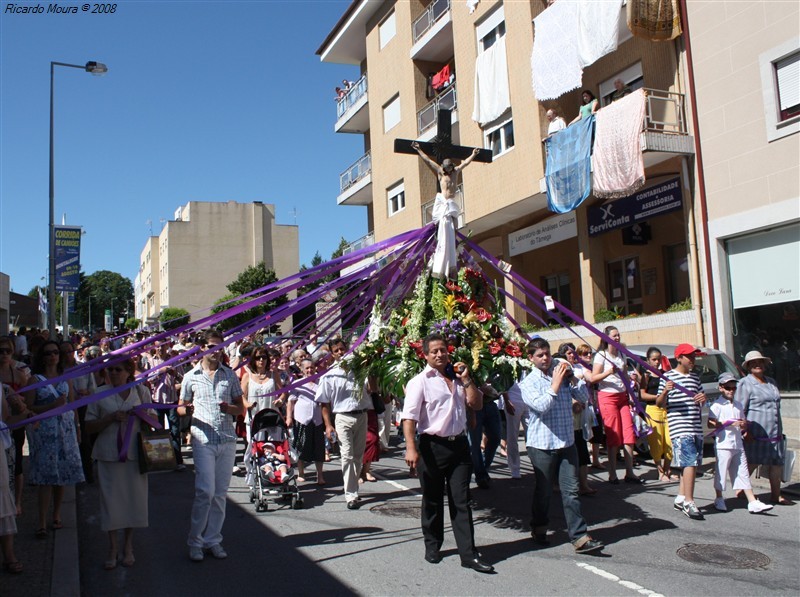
576, 562, 665, 597
371, 471, 420, 494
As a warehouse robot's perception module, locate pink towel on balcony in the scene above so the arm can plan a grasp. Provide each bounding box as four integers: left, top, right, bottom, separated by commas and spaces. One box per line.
592, 89, 647, 199
531, 1, 582, 101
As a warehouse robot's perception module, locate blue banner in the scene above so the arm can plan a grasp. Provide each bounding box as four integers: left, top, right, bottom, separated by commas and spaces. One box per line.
54, 225, 82, 292
587, 178, 683, 237
545, 116, 594, 214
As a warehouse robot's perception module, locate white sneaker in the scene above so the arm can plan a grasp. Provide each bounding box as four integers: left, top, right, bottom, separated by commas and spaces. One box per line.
188, 547, 204, 562
673, 499, 684, 511
748, 500, 774, 514
208, 544, 228, 559
714, 497, 727, 511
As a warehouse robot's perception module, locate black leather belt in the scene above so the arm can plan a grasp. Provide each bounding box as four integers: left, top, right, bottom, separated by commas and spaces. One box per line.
424, 431, 466, 441
339, 409, 367, 415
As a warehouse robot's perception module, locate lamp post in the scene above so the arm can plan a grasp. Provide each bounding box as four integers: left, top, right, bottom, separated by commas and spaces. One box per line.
48, 60, 108, 338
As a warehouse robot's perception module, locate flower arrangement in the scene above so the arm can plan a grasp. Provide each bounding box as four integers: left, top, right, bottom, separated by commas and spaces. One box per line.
346, 267, 531, 398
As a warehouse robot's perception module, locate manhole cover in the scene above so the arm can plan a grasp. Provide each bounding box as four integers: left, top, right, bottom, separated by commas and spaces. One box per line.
676, 543, 771, 569
370, 502, 421, 519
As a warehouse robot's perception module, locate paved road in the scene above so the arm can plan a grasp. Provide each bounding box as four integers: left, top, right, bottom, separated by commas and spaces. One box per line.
8, 432, 799, 596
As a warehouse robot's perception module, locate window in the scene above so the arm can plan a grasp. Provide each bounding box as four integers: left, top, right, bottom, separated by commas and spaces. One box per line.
383, 94, 401, 133
484, 113, 515, 157
379, 10, 396, 49
606, 256, 643, 315
476, 5, 505, 52
760, 39, 800, 142
542, 273, 572, 312
665, 243, 690, 306
599, 62, 644, 106
387, 181, 405, 216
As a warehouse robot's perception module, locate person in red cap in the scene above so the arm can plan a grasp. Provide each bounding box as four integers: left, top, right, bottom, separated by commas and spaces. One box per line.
655, 344, 707, 520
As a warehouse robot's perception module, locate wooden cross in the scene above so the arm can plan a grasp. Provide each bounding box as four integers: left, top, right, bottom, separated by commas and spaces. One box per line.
394, 108, 493, 165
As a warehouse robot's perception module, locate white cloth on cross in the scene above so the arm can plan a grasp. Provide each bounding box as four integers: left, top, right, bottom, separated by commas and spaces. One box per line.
430, 192, 459, 279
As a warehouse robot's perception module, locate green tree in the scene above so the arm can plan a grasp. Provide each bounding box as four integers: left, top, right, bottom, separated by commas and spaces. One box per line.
74, 270, 134, 331
160, 307, 190, 331
211, 262, 286, 333
125, 317, 141, 331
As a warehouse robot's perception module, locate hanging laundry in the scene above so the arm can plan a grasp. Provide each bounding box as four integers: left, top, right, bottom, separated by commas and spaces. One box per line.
627, 0, 682, 41
432, 64, 452, 92
545, 115, 594, 214
578, 0, 622, 67
467, 0, 480, 15
592, 89, 647, 199
472, 36, 511, 125
531, 1, 583, 101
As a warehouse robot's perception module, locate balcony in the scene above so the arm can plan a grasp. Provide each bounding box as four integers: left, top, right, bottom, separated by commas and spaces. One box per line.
421, 185, 465, 229
411, 0, 454, 62
337, 152, 372, 206
335, 74, 369, 134
342, 231, 375, 256
418, 84, 458, 137
640, 88, 695, 166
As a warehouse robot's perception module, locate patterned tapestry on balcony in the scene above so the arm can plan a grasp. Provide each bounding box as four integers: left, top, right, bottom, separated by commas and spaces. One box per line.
592, 89, 646, 199
627, 0, 682, 41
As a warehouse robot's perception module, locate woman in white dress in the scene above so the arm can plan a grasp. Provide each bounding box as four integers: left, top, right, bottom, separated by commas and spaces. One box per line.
85, 359, 152, 570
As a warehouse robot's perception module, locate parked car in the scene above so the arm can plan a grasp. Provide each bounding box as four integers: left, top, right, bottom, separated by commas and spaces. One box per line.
625, 344, 743, 445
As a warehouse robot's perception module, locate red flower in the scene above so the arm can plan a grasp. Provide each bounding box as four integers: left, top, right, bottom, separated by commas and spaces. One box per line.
471, 307, 492, 323
445, 281, 462, 293
402, 317, 409, 326
447, 345, 456, 354
409, 340, 424, 360
489, 341, 503, 355
505, 342, 523, 357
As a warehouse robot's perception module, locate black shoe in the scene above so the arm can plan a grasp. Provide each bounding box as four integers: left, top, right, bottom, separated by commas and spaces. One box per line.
460, 557, 495, 574
531, 533, 550, 547
424, 550, 442, 564
476, 477, 491, 489
624, 475, 643, 484
346, 500, 360, 510
574, 539, 604, 554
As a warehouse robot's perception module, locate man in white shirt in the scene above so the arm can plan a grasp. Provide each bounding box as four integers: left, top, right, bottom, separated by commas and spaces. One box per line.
546, 109, 567, 137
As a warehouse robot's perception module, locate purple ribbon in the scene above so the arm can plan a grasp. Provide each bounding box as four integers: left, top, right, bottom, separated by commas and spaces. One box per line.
117, 403, 174, 462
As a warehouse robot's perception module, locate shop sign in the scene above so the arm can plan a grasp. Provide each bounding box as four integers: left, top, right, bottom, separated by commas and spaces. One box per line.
588, 178, 683, 237
509, 213, 577, 257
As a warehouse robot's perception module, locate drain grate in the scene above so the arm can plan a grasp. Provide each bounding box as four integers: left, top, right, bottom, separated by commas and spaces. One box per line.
370, 502, 421, 519
676, 543, 771, 570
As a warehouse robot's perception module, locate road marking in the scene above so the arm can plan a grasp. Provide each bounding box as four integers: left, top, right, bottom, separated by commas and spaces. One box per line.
371, 471, 420, 494
576, 562, 664, 597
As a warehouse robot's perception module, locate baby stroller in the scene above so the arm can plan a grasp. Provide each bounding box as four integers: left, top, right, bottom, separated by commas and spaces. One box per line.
246, 408, 303, 511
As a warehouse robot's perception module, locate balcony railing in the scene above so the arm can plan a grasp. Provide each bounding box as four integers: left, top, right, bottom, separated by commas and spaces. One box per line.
643, 88, 687, 134
412, 0, 451, 43
421, 185, 464, 227
336, 74, 368, 119
418, 84, 457, 134
339, 152, 371, 194
342, 232, 375, 256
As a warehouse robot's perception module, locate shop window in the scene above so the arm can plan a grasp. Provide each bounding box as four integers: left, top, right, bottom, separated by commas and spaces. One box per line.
665, 243, 691, 306
543, 273, 571, 312
606, 256, 643, 315
388, 181, 405, 216
485, 113, 515, 157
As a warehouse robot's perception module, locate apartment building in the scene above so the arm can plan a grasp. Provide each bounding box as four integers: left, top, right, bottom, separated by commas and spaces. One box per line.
686, 1, 799, 392
137, 200, 299, 329
318, 0, 703, 347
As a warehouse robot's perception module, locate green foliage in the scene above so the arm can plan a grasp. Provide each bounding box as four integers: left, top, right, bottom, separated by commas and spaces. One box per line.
211, 262, 286, 333
75, 270, 134, 330
125, 317, 141, 331
160, 307, 190, 330
594, 306, 623, 323
667, 298, 692, 312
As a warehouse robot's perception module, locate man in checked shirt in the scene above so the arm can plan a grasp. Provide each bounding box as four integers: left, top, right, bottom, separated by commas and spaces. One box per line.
518, 338, 603, 554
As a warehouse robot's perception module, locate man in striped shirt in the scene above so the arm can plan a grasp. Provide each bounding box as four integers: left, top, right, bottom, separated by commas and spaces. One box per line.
656, 344, 707, 520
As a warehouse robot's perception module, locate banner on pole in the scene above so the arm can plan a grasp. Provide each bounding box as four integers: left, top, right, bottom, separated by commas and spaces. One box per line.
54, 225, 82, 292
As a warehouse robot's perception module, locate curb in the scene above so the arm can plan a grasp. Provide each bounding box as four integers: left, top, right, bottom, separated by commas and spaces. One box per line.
51, 485, 80, 597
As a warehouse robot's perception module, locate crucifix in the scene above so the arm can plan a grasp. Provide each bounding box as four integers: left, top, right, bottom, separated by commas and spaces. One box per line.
394, 108, 492, 200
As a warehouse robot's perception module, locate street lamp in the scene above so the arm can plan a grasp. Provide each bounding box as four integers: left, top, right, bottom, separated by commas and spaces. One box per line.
48, 60, 108, 337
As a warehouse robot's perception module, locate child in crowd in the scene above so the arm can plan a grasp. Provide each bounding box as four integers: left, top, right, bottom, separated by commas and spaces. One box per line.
259, 442, 289, 482
708, 373, 773, 514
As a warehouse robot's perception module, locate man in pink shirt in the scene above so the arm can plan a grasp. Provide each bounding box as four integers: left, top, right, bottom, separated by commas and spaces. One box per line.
403, 333, 494, 574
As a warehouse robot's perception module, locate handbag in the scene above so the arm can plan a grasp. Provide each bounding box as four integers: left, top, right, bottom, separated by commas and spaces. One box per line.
371, 392, 386, 415
137, 427, 177, 474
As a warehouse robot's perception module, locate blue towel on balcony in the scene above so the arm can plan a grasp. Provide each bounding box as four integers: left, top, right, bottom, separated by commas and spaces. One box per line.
545, 116, 594, 214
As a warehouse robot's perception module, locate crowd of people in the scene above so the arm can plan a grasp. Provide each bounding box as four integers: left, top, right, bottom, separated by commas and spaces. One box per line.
0, 321, 793, 574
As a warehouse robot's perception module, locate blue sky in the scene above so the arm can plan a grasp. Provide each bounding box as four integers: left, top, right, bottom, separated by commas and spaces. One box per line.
0, 0, 366, 296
